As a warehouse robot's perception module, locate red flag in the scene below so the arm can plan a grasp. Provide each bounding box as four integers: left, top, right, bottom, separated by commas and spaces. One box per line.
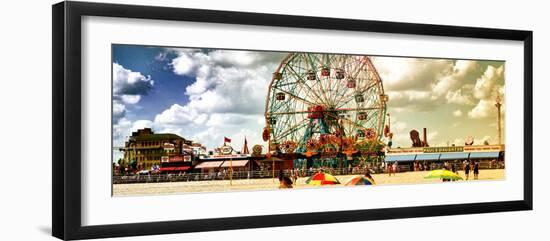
224, 137, 231, 143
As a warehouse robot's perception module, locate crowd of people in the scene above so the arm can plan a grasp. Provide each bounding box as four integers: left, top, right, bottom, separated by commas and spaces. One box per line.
383, 159, 505, 182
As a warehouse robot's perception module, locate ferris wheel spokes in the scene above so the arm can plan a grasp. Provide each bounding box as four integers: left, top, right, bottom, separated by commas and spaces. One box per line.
285, 61, 328, 106
265, 53, 387, 157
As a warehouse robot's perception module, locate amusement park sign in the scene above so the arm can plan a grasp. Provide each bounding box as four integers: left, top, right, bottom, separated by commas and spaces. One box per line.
423, 146, 464, 153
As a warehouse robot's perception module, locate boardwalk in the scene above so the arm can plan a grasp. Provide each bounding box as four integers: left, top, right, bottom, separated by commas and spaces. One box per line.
113, 169, 505, 196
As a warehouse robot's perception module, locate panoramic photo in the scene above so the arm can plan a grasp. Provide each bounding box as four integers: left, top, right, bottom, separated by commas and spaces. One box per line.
111, 44, 506, 196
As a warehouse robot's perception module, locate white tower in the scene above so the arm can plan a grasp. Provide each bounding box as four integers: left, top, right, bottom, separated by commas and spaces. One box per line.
495, 95, 502, 145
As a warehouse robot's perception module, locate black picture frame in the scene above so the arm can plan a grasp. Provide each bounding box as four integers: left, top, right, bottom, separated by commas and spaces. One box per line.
52, 1, 533, 240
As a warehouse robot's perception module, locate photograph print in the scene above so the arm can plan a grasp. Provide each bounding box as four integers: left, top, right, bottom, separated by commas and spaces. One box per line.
111, 44, 505, 196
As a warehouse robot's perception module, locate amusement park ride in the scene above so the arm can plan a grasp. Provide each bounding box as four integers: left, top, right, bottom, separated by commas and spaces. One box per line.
262, 53, 390, 168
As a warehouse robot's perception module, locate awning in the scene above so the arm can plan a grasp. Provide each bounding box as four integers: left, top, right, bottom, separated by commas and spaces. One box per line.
415, 153, 441, 161
160, 166, 190, 172
159, 167, 175, 172
194, 161, 224, 169
439, 152, 469, 160
173, 166, 190, 171
469, 152, 500, 159
385, 154, 416, 162
220, 160, 249, 167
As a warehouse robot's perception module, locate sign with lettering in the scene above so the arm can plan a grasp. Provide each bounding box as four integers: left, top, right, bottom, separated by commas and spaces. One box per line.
169, 156, 183, 162
423, 146, 464, 153
221, 145, 233, 155
163, 143, 175, 151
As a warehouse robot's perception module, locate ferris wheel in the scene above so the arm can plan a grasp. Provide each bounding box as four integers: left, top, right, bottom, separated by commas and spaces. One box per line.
264, 53, 388, 155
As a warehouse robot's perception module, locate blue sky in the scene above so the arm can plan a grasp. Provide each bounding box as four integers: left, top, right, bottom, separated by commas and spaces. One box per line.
112, 45, 192, 120
112, 45, 505, 161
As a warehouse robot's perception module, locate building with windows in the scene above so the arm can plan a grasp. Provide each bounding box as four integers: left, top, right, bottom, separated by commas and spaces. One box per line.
120, 128, 193, 170
385, 145, 505, 171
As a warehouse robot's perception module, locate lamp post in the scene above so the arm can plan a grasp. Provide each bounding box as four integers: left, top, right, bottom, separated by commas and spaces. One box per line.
387, 113, 391, 131
386, 113, 393, 148
495, 95, 502, 145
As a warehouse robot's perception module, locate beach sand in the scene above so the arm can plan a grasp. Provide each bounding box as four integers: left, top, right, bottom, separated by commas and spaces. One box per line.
113, 169, 505, 196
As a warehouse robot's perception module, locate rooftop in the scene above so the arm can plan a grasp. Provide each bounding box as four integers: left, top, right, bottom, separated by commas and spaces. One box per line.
132, 133, 186, 141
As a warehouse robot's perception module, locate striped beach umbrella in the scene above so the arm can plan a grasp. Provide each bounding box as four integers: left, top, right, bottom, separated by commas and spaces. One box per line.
424, 169, 463, 180
306, 172, 340, 185
345, 175, 376, 186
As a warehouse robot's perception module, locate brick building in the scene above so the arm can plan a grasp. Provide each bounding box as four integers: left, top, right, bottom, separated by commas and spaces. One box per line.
120, 128, 193, 170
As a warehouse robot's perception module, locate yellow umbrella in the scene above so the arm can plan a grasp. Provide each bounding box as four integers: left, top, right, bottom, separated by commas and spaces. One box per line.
424, 169, 463, 180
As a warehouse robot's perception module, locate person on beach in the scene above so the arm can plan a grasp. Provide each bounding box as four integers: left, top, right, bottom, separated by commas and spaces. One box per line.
473, 161, 479, 180
365, 170, 376, 185
392, 162, 398, 175
292, 169, 298, 184
450, 164, 457, 181
279, 176, 294, 189
441, 161, 449, 182
278, 169, 284, 182
464, 160, 470, 180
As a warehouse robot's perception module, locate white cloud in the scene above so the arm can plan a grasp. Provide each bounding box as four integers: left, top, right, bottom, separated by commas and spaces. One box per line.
209, 50, 258, 67
445, 86, 475, 105
468, 99, 494, 119
120, 95, 141, 104
452, 135, 493, 146
432, 60, 478, 97
473, 65, 504, 99
132, 120, 154, 130
170, 49, 283, 115
113, 63, 154, 96
446, 133, 497, 146
154, 104, 201, 126
112, 102, 126, 122
115, 52, 507, 154
427, 131, 439, 143
126, 49, 286, 150
393, 121, 407, 132
391, 133, 412, 148
477, 135, 492, 145
112, 118, 133, 151
373, 57, 454, 92
206, 113, 251, 127
154, 52, 167, 61
112, 118, 155, 161
453, 109, 463, 117
455, 65, 504, 120
373, 58, 482, 112
112, 63, 154, 122
170, 50, 202, 76
386, 90, 435, 111
114, 49, 283, 151
451, 138, 463, 146
150, 101, 266, 151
